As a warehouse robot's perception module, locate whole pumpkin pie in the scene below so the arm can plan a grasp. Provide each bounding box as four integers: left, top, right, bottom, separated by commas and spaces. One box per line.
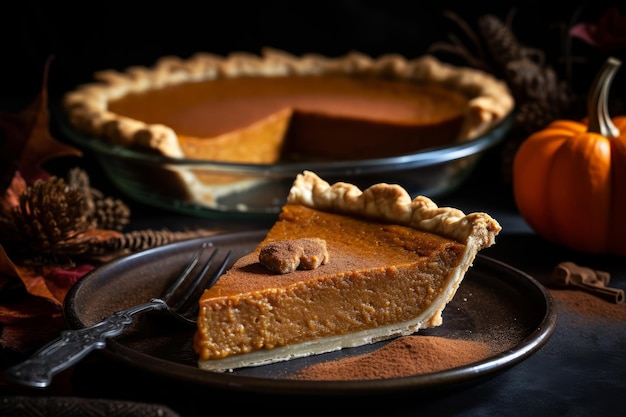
62, 49, 513, 209
64, 48, 513, 161
193, 171, 501, 371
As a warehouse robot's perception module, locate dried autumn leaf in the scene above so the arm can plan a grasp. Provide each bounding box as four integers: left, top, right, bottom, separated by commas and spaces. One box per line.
44, 264, 95, 304
0, 171, 26, 215
0, 243, 100, 306
0, 245, 56, 302
0, 298, 65, 353
0, 267, 66, 353
0, 56, 82, 191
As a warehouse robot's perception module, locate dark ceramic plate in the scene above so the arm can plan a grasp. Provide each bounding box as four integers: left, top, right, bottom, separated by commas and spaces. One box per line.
64, 230, 557, 395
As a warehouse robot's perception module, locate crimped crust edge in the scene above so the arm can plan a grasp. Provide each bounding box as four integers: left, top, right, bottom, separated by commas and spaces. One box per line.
287, 170, 501, 247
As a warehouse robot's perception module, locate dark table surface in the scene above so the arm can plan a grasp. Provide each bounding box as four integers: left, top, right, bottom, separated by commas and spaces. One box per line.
1, 145, 625, 417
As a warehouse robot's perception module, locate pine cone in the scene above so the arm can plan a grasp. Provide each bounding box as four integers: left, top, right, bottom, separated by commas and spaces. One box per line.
478, 14, 524, 71
66, 167, 131, 231
505, 58, 571, 106
67, 167, 96, 215
88, 229, 219, 261
515, 101, 558, 134
9, 177, 95, 255
93, 197, 131, 231
0, 167, 220, 266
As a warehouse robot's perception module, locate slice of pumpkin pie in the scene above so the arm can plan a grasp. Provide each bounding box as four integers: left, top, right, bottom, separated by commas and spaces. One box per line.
193, 171, 501, 371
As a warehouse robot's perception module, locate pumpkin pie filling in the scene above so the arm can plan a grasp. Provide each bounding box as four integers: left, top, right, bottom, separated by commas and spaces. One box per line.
107, 75, 468, 161
193, 171, 501, 371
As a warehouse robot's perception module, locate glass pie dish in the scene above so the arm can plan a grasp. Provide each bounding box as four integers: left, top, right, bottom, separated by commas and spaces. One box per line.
54, 106, 514, 218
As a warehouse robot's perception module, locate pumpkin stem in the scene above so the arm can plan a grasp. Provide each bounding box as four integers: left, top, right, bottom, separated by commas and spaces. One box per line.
587, 57, 621, 138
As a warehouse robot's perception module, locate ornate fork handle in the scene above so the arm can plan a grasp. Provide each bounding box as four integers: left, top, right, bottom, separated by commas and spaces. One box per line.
5, 299, 168, 388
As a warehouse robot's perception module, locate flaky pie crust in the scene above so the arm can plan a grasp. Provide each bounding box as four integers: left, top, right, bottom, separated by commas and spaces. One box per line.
289, 171, 501, 247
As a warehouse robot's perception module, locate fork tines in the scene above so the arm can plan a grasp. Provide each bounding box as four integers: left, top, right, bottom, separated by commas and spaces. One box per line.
166, 244, 232, 319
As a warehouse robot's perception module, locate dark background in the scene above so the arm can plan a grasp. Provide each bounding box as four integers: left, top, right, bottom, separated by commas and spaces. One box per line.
2, 1, 623, 106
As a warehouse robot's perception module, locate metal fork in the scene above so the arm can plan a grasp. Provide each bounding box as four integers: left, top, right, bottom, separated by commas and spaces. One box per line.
4, 243, 231, 389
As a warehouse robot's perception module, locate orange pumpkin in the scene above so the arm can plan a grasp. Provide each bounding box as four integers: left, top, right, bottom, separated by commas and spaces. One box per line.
513, 57, 626, 255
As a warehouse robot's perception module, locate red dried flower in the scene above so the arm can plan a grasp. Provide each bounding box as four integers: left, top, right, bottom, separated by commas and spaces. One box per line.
570, 7, 626, 52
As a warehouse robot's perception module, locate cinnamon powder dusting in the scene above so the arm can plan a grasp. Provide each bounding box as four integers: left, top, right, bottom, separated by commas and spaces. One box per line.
550, 289, 626, 324
290, 336, 493, 381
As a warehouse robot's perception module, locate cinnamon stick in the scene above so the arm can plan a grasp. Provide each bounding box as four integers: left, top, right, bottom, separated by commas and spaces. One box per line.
550, 262, 624, 304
